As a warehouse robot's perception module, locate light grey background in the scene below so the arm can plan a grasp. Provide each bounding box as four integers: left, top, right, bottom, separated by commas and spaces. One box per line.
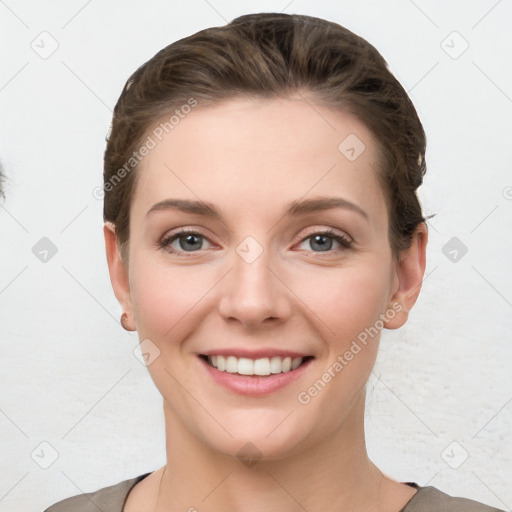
1, 1, 511, 510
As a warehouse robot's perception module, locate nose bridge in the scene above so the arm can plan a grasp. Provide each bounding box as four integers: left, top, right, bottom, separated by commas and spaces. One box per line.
234, 250, 273, 296
218, 235, 290, 325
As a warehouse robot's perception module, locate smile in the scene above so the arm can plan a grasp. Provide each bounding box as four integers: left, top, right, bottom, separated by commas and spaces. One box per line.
204, 355, 310, 376
198, 352, 314, 395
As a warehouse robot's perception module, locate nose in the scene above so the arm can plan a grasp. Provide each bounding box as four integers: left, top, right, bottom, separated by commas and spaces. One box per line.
218, 247, 292, 329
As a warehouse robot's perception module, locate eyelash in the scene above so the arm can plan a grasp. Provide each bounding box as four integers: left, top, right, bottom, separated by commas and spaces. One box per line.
159, 227, 353, 257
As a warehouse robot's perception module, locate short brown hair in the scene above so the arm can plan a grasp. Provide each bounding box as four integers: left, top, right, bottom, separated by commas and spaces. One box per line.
104, 12, 426, 260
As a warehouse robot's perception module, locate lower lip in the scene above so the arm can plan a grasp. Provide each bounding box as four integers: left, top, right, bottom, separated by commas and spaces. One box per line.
199, 357, 313, 396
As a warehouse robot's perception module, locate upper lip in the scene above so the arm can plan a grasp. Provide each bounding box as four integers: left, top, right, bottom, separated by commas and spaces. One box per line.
199, 348, 312, 359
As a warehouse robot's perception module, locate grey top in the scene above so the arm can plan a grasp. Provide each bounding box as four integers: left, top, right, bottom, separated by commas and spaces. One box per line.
44, 474, 505, 512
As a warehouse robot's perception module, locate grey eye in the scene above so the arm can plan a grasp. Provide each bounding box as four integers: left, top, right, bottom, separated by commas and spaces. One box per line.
176, 233, 204, 251
308, 234, 334, 252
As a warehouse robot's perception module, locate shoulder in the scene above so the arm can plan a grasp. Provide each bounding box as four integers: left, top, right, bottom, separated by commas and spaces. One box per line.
43, 473, 150, 512
403, 485, 505, 512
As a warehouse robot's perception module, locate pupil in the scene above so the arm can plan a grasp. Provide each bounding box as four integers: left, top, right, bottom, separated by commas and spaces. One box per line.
312, 234, 332, 252
180, 234, 202, 251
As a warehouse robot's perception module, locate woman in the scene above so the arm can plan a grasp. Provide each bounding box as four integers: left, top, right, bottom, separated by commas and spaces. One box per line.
45, 12, 504, 512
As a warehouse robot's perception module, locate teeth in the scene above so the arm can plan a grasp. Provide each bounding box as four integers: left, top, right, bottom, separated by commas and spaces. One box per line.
206, 355, 305, 375
238, 357, 253, 375
270, 356, 282, 374
291, 357, 302, 370
254, 358, 270, 376
226, 356, 238, 373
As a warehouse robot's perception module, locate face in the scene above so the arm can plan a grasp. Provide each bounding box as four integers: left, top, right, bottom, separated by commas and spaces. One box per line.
113, 96, 411, 460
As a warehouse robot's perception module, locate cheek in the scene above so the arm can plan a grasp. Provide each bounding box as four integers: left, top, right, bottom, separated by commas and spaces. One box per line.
129, 258, 217, 340
289, 262, 393, 347
289, 267, 392, 425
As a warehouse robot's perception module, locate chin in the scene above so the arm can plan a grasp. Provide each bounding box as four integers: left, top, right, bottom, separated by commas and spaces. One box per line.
195, 408, 316, 463
207, 431, 307, 464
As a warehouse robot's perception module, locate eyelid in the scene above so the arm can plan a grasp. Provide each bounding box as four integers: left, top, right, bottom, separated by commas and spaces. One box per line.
297, 225, 352, 244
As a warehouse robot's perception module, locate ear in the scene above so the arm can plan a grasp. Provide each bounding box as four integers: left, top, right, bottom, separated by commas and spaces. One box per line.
384, 223, 428, 329
104, 222, 135, 330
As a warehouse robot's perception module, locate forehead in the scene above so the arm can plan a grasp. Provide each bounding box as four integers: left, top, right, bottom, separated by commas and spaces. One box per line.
132, 96, 387, 226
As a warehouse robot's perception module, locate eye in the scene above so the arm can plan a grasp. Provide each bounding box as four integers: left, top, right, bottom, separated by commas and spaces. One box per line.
297, 228, 352, 253
159, 227, 353, 257
159, 229, 213, 256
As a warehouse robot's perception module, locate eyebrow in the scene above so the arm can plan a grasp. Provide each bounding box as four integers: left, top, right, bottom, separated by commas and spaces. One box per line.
146, 196, 368, 221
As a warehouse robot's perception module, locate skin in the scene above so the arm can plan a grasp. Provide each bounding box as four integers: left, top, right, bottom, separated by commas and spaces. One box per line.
104, 95, 427, 512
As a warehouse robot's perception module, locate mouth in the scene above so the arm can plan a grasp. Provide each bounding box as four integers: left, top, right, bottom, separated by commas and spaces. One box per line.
197, 352, 314, 395
200, 354, 314, 376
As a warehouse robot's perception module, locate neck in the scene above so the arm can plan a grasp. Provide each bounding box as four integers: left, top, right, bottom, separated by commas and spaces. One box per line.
155, 392, 393, 512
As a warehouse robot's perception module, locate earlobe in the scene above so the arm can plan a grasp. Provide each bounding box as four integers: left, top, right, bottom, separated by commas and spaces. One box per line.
104, 222, 135, 330
384, 223, 428, 330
